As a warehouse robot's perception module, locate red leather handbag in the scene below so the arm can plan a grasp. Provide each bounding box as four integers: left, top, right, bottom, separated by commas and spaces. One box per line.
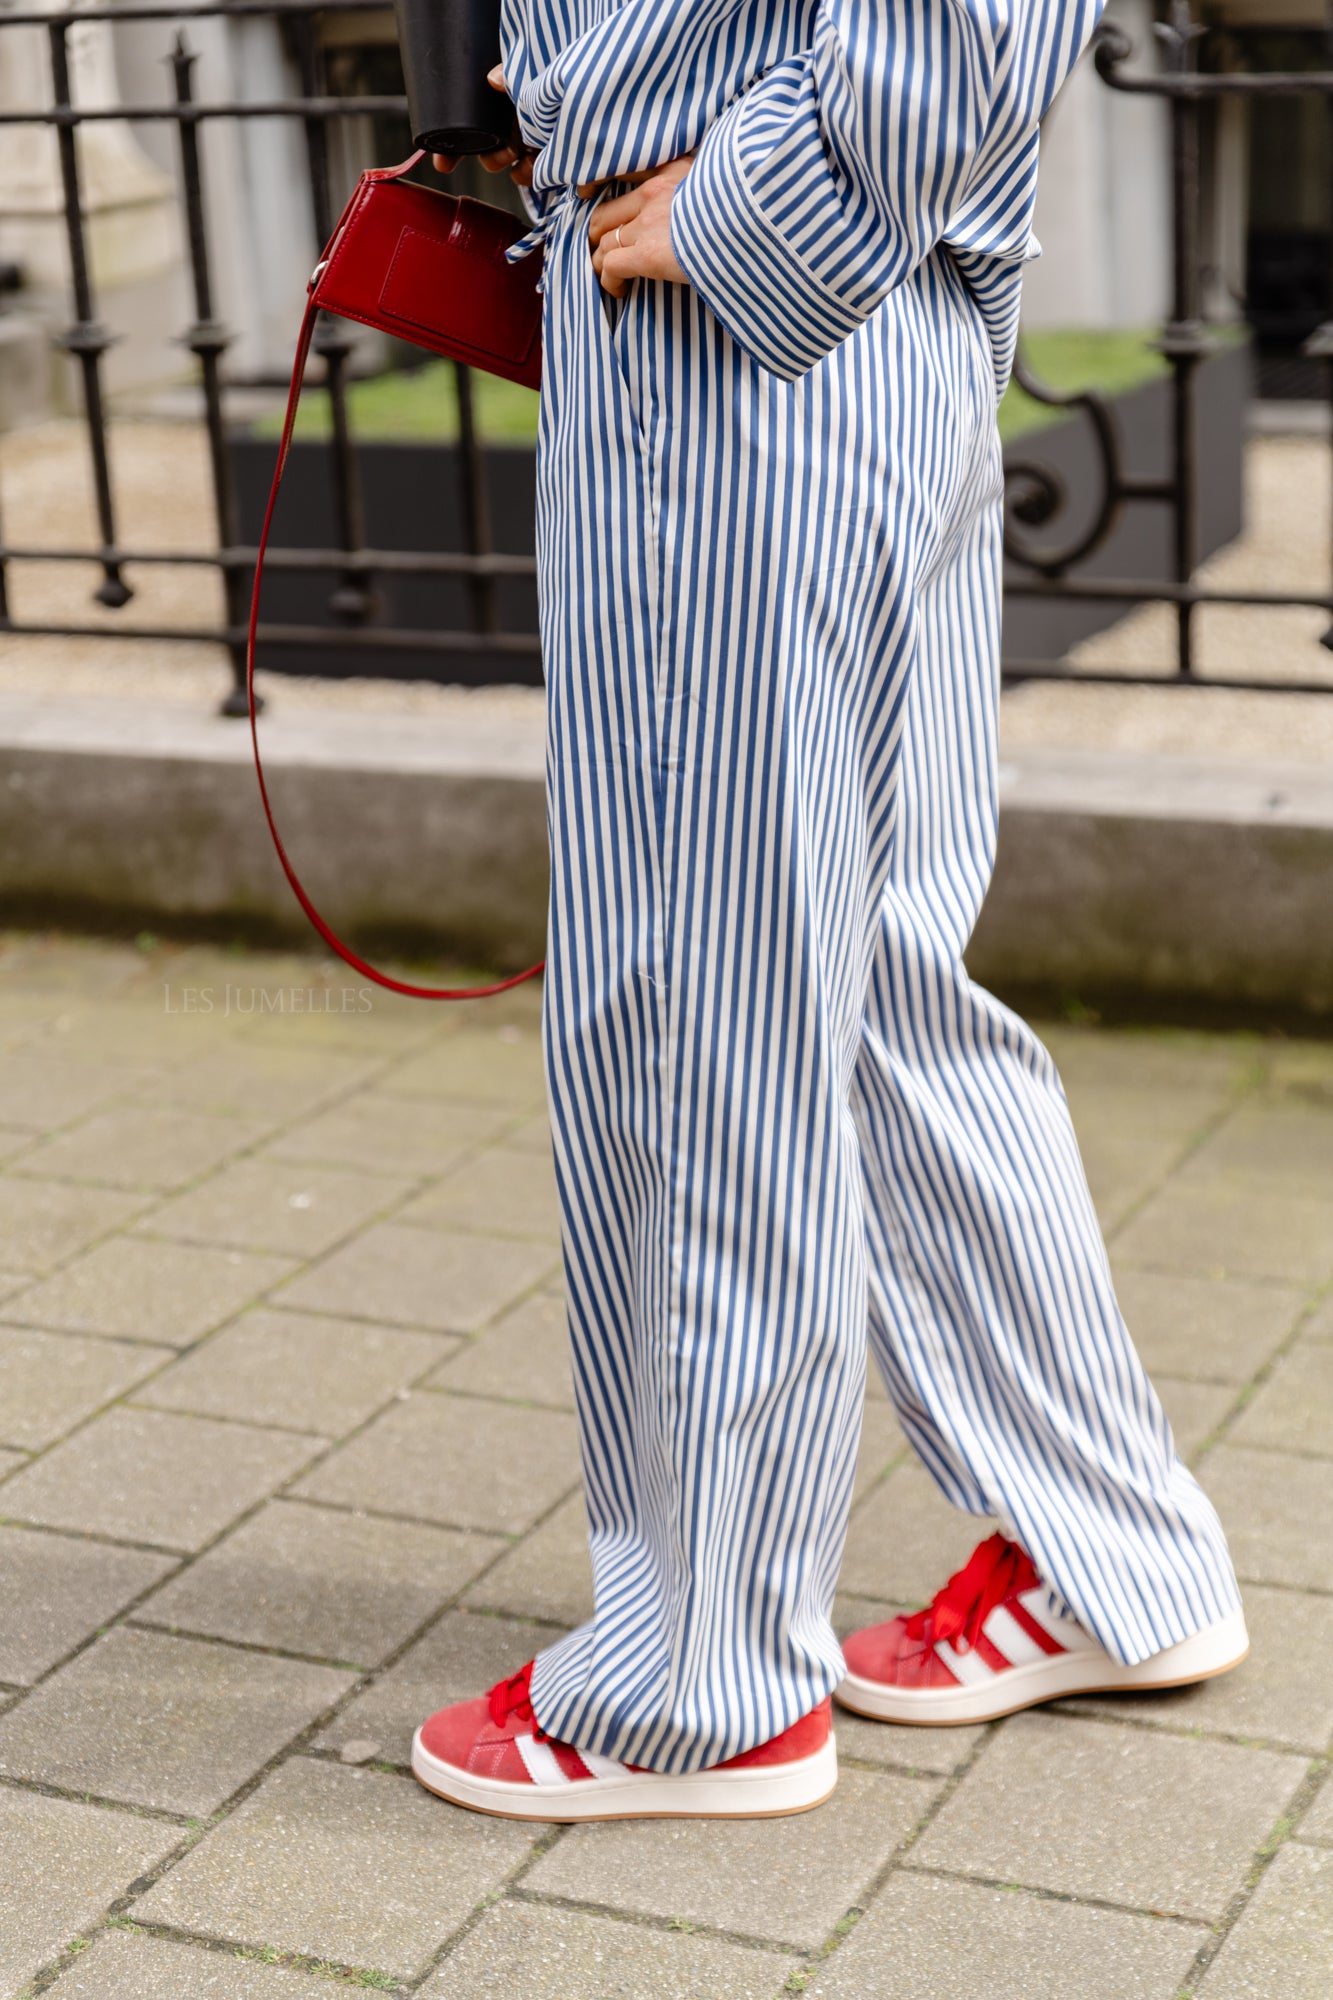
248, 153, 546, 1000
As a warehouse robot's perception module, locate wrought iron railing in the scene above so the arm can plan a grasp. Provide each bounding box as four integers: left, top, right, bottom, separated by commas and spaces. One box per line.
0, 0, 1330, 708
1003, 0, 1333, 695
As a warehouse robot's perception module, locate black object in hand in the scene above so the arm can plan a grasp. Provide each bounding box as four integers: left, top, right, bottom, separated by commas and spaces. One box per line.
393, 0, 510, 154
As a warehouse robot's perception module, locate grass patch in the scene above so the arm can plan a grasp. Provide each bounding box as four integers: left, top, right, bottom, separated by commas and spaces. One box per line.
252, 360, 539, 446
999, 321, 1248, 443
253, 324, 1243, 450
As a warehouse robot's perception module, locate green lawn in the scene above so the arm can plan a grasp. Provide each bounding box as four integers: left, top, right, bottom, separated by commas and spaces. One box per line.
253, 326, 1236, 447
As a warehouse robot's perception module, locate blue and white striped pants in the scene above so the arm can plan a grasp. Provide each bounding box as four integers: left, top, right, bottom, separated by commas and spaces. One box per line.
528, 207, 1240, 1775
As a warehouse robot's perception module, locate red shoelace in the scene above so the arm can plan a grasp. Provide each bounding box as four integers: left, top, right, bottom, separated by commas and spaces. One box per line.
904, 1533, 1040, 1655
487, 1661, 551, 1741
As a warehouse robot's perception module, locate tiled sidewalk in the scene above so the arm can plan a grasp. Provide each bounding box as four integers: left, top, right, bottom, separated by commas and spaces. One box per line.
0, 931, 1330, 1999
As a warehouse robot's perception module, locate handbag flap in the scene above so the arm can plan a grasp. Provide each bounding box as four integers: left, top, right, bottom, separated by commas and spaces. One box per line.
378, 213, 541, 366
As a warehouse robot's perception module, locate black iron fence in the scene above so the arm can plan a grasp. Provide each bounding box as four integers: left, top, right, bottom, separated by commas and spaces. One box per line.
0, 0, 1331, 710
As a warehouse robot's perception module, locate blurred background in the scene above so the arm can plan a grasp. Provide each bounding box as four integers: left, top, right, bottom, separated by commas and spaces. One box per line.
0, 0, 1330, 1008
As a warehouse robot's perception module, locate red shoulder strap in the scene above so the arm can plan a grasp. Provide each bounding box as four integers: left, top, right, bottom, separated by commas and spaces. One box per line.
247, 194, 546, 1003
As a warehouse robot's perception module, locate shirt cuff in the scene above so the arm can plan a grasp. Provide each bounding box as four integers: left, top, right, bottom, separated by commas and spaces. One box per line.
669, 100, 868, 382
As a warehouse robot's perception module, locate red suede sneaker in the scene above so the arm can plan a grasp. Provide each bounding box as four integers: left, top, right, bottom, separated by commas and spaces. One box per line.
411, 1663, 837, 1821
838, 1533, 1248, 1726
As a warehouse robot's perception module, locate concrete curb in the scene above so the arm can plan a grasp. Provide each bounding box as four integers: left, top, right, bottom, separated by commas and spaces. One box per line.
2, 695, 1331, 1010
0, 694, 547, 970
972, 750, 1333, 1013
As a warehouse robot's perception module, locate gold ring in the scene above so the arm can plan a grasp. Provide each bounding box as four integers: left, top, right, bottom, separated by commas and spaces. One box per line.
615, 225, 624, 250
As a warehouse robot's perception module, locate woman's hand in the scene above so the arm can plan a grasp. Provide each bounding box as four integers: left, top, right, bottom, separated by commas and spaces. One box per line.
586, 156, 693, 297
432, 68, 538, 188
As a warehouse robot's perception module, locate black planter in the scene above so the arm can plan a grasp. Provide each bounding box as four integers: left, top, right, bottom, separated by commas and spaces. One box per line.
230, 335, 1249, 685
230, 436, 542, 686
1000, 336, 1250, 664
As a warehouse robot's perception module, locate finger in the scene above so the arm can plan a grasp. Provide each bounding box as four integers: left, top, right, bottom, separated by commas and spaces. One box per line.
598, 245, 639, 295
432, 153, 460, 174
480, 145, 519, 172
511, 158, 534, 188
587, 189, 643, 246
488, 66, 507, 92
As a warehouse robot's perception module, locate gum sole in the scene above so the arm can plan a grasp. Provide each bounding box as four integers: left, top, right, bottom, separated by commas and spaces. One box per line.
836, 1634, 1250, 1728
410, 1733, 839, 1822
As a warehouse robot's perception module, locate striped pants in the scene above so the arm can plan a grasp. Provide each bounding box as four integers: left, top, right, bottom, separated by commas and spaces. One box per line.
529, 209, 1240, 1775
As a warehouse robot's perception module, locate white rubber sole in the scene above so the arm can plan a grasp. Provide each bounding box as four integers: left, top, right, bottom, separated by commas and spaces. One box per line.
410, 1728, 838, 1822
836, 1606, 1250, 1726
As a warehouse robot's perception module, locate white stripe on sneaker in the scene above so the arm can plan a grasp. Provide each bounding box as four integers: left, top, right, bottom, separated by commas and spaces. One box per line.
1016, 1587, 1097, 1652
577, 1747, 634, 1782
935, 1639, 995, 1687
514, 1734, 569, 1787
983, 1605, 1050, 1667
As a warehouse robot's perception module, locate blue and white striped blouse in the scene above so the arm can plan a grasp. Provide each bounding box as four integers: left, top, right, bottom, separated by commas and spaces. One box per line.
501, 0, 1104, 388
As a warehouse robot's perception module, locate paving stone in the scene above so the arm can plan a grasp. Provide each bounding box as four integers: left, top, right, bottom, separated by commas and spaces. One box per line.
0, 1050, 144, 1131
1068, 1082, 1228, 1232
0, 1129, 31, 1162
140, 1042, 372, 1120
4, 1237, 295, 1347
142, 1500, 502, 1667
265, 1091, 507, 1178
47, 1928, 330, 1999
1230, 1343, 1333, 1457
379, 1028, 546, 1108
294, 1391, 578, 1536
277, 1222, 553, 1334
428, 1900, 794, 1999
504, 1112, 555, 1155
0, 1445, 26, 1480
913, 1709, 1303, 1920
1299, 1773, 1333, 1844
1042, 1025, 1252, 1096
0, 934, 147, 993
133, 1758, 537, 1978
427, 1291, 573, 1409
135, 1310, 451, 1434
831, 1705, 986, 1776
35, 996, 251, 1064
399, 1145, 561, 1244
840, 1460, 995, 1605
1301, 1292, 1333, 1344
1204, 1445, 1333, 1590
0, 1177, 146, 1275
1111, 1267, 1304, 1383
0, 1325, 173, 1449
0, 1627, 351, 1815
0, 1786, 178, 1997
1197, 1840, 1333, 1999
527, 1765, 937, 1949
0, 1526, 175, 1684
466, 1489, 593, 1626
17, 1106, 272, 1192
1182, 1095, 1333, 1187
1063, 1582, 1333, 1753
140, 1158, 414, 1259
0, 1406, 325, 1551
318, 1609, 555, 1763
1155, 1374, 1235, 1462
851, 1398, 908, 1503
1114, 1181, 1333, 1285
804, 1868, 1204, 2000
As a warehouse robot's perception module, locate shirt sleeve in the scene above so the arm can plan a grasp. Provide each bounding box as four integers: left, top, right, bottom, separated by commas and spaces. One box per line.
670, 0, 1095, 381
